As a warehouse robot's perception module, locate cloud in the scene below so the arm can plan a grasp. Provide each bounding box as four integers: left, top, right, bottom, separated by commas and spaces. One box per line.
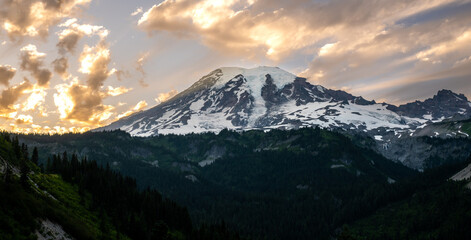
79, 42, 116, 91
0, 80, 33, 115
53, 79, 115, 125
138, 0, 451, 60
116, 100, 148, 119
53, 18, 110, 82
15, 114, 33, 125
138, 0, 471, 101
57, 18, 109, 54
52, 57, 70, 79
51, 20, 127, 127
131, 7, 143, 16
7, 123, 91, 134
20, 44, 52, 86
0, 65, 16, 86
136, 53, 150, 87
106, 86, 132, 96
155, 89, 178, 104
0, 0, 91, 40
22, 86, 47, 112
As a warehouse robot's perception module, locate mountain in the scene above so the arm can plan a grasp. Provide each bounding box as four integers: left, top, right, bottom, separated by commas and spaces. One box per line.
97, 67, 471, 139
387, 89, 471, 119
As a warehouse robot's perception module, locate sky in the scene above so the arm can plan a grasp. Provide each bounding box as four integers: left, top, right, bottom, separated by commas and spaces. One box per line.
0, 0, 470, 134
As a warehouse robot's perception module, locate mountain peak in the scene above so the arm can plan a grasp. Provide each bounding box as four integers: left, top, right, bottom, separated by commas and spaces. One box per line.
388, 89, 471, 119
213, 66, 296, 90
435, 89, 468, 102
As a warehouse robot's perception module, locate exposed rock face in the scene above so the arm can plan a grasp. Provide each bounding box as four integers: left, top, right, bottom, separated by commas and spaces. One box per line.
387, 89, 471, 119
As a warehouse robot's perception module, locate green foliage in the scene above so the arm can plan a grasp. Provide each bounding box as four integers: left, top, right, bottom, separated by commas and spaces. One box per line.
13, 128, 471, 239
16, 128, 418, 239
1, 131, 242, 240
46, 152, 193, 240
462, 121, 471, 135
343, 181, 471, 240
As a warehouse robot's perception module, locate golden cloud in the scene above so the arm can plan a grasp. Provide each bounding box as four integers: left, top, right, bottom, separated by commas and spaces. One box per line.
155, 89, 178, 104
116, 100, 148, 120
6, 123, 91, 135
106, 86, 132, 97
54, 79, 115, 125
139, 0, 449, 59
138, 0, 471, 102
0, 80, 33, 115
79, 42, 116, 90
22, 86, 47, 112
15, 114, 33, 125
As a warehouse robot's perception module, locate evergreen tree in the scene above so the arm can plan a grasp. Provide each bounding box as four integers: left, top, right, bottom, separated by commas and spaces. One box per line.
21, 143, 28, 161
20, 157, 29, 187
31, 147, 39, 165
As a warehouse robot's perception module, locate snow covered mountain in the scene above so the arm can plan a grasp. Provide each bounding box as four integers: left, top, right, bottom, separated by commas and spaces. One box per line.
97, 67, 471, 138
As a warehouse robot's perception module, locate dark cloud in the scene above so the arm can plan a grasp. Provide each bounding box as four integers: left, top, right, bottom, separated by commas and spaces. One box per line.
52, 57, 69, 79
67, 83, 107, 122
0, 79, 33, 113
57, 31, 82, 54
19, 44, 52, 87
79, 42, 115, 91
54, 80, 117, 125
0, 0, 91, 40
0, 65, 16, 86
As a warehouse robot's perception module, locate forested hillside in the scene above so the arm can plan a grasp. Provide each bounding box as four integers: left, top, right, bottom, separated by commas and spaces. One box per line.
0, 132, 240, 240
16, 128, 471, 239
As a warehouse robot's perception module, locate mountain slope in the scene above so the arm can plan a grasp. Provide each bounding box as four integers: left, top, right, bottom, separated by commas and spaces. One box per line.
97, 67, 471, 138
0, 132, 239, 240
19, 128, 421, 239
341, 159, 471, 240
18, 128, 471, 239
